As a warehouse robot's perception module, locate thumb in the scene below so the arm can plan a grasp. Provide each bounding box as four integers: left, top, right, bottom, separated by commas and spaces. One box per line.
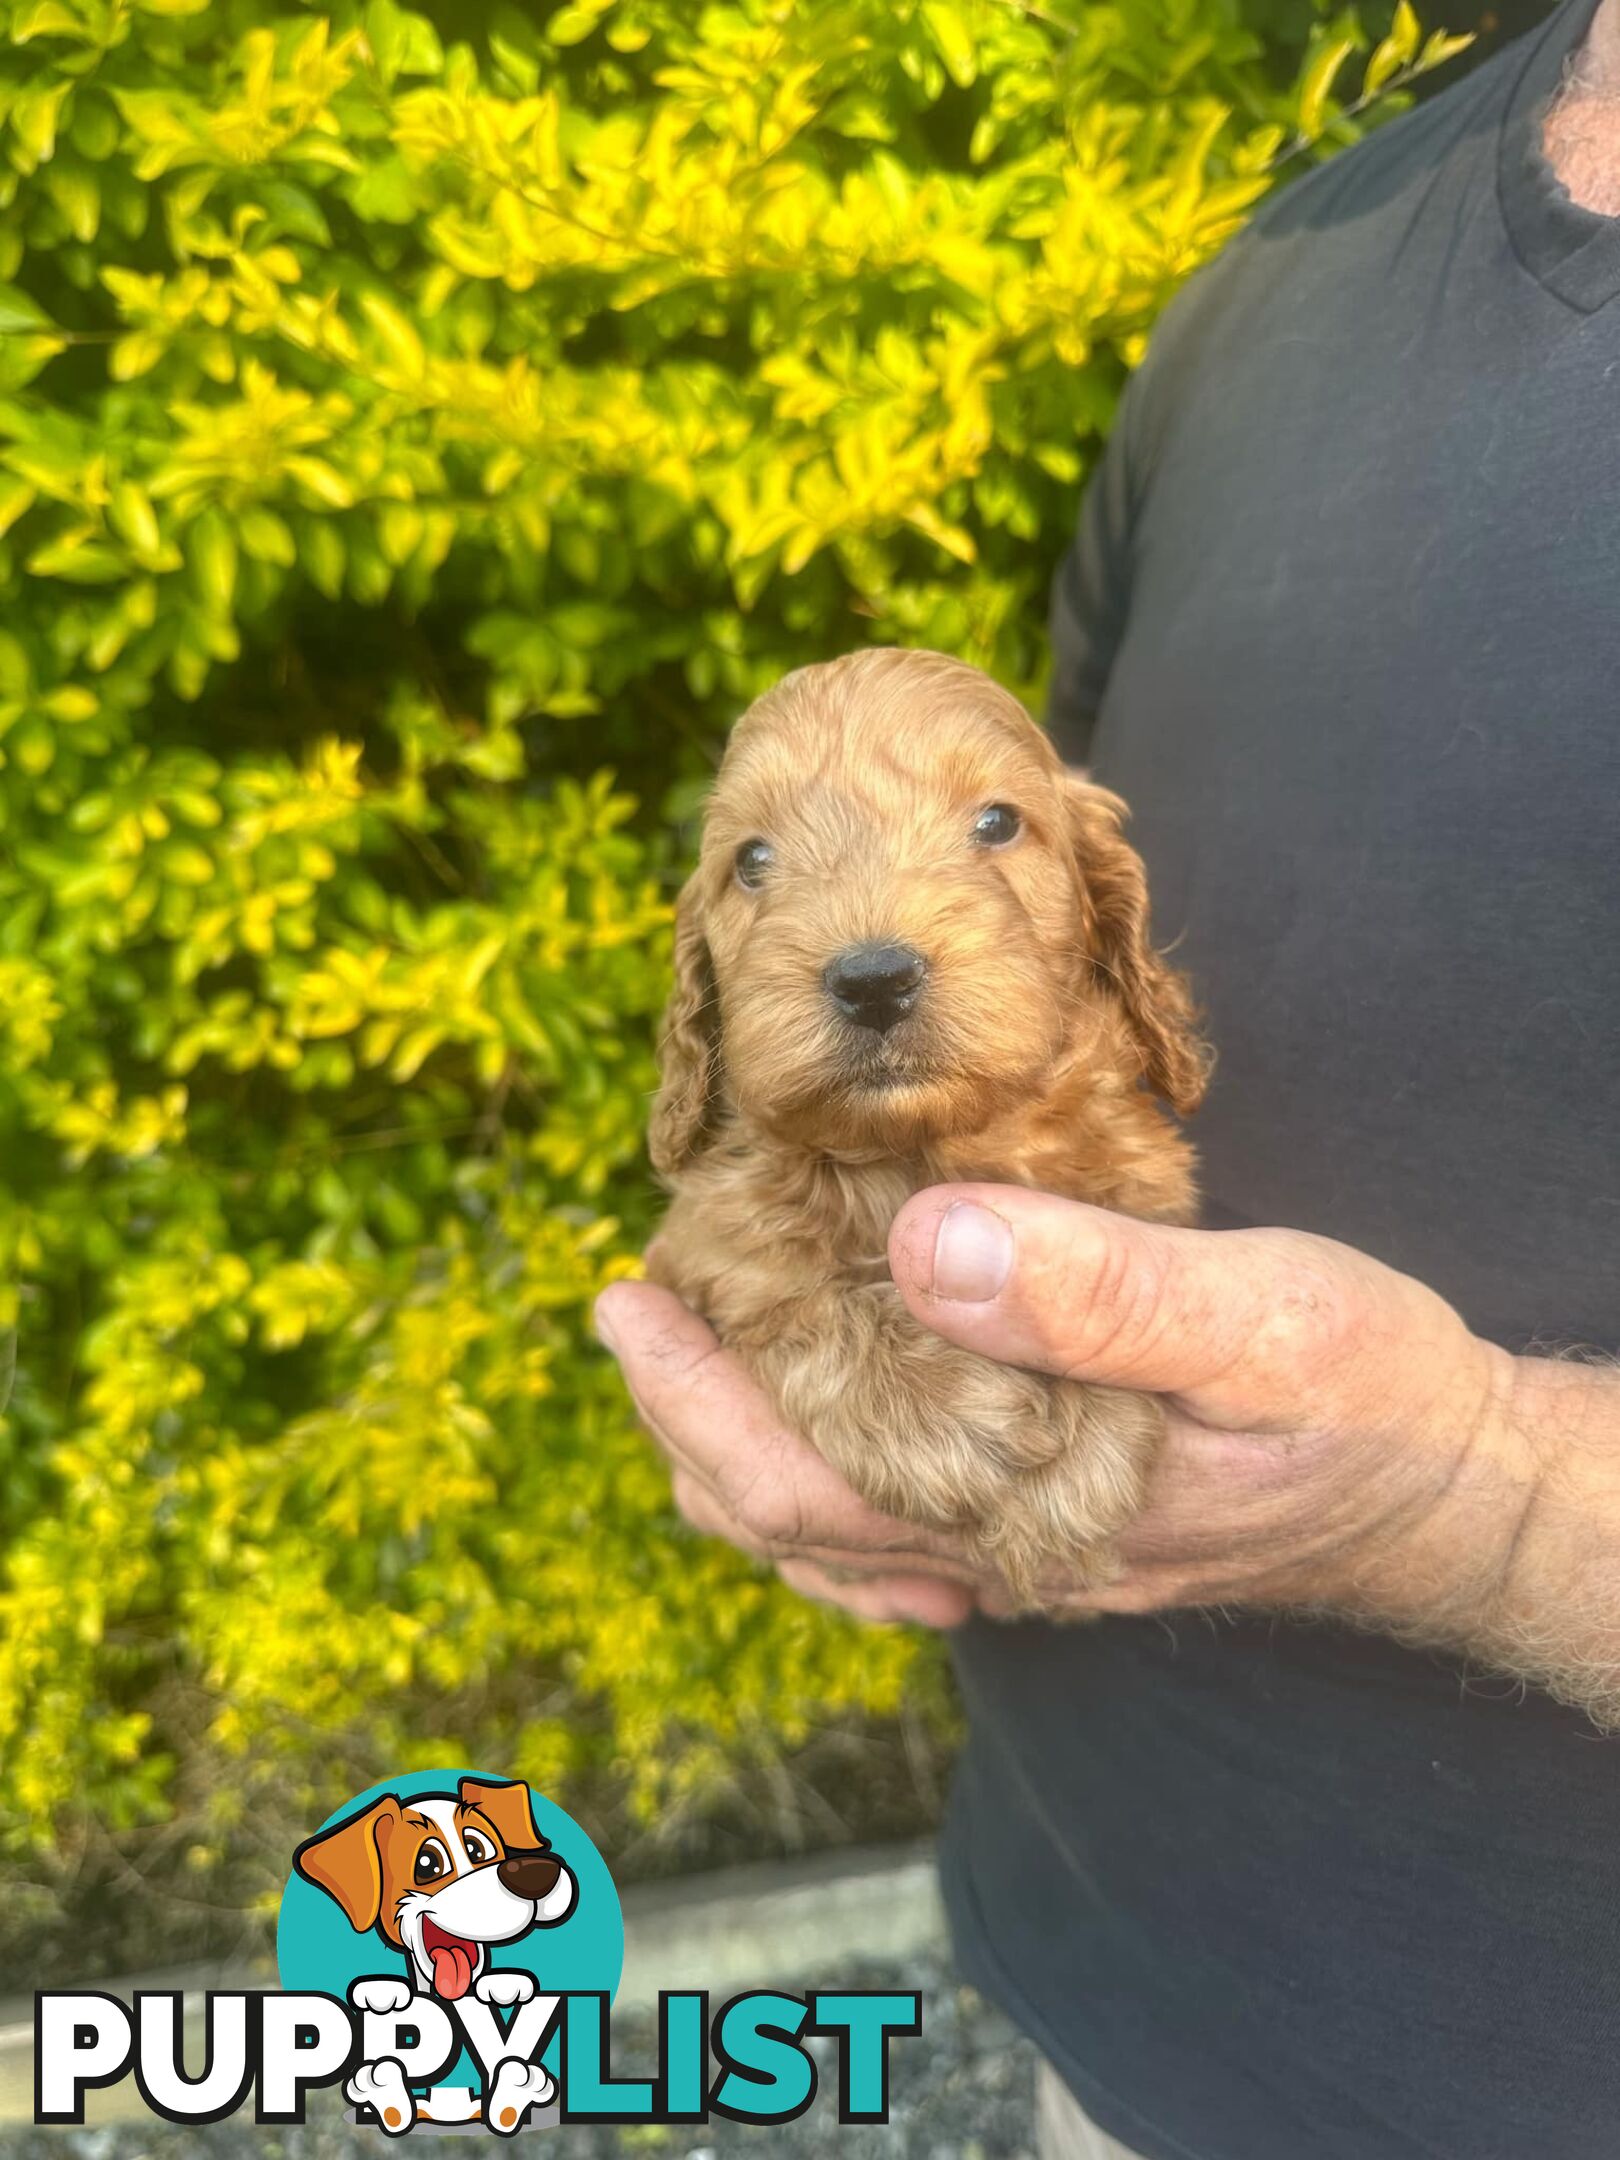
888, 1185, 1453, 1428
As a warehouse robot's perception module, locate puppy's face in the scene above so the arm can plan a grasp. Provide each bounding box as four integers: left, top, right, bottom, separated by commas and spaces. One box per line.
653, 649, 1205, 1165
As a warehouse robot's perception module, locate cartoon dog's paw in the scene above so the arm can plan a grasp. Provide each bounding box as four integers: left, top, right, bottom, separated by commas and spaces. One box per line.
346, 2059, 416, 2136
484, 2057, 554, 2135
349, 1976, 414, 2017
474, 1969, 536, 2009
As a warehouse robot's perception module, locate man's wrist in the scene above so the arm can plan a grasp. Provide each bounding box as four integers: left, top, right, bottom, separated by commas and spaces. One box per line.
1345, 1348, 1620, 1717
1470, 1354, 1620, 1719
1335, 1342, 1544, 1642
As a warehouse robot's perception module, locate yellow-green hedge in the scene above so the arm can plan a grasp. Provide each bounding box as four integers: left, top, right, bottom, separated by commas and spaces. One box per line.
0, 0, 1463, 1928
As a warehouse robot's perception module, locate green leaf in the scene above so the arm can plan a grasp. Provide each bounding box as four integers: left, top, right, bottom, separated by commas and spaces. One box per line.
46, 165, 100, 244
26, 528, 125, 582
300, 519, 346, 598
9, 82, 71, 169
365, 0, 444, 84
69, 93, 120, 161
12, 1, 93, 43
257, 181, 332, 247
0, 283, 56, 337
188, 508, 238, 615
239, 508, 297, 566
0, 334, 62, 393
347, 153, 419, 223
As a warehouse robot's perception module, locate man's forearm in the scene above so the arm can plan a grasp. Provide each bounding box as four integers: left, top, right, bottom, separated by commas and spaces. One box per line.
1354, 1355, 1620, 1725
1485, 1358, 1620, 1722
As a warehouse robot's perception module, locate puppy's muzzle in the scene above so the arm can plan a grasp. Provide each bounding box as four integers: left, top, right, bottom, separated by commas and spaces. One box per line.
497, 1848, 564, 1900
823, 942, 927, 1034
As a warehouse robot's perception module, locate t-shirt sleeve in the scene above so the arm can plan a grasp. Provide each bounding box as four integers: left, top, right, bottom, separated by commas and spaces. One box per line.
1044, 386, 1142, 766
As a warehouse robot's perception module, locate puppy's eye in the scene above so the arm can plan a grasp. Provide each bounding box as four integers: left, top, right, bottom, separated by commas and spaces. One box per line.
972, 803, 1022, 849
462, 1830, 494, 1865
413, 1839, 451, 1885
734, 838, 773, 890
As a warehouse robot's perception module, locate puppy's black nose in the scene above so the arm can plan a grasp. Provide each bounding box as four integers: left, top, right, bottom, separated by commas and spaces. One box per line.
497, 1849, 563, 1901
823, 942, 927, 1034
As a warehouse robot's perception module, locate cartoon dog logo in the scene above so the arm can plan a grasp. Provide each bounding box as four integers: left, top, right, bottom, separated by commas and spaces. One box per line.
294, 1775, 577, 2132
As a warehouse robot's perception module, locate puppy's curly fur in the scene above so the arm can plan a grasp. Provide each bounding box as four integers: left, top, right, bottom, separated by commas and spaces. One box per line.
649, 648, 1209, 1607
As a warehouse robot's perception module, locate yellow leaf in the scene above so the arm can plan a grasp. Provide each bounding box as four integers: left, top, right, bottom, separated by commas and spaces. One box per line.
286, 457, 355, 509
1364, 0, 1420, 97
0, 476, 35, 537
922, 1, 978, 88
1298, 34, 1357, 141
1418, 28, 1475, 71
111, 331, 164, 381
108, 479, 161, 559
360, 290, 426, 380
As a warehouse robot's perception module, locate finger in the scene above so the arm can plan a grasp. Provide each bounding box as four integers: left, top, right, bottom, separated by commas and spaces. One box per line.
777, 1558, 974, 1628
595, 1280, 764, 1474
670, 1468, 770, 1559
596, 1280, 970, 1565
671, 1463, 986, 1593
888, 1185, 1461, 1428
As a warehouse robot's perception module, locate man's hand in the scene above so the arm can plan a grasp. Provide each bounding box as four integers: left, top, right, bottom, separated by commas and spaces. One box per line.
886, 1187, 1535, 1622
598, 1187, 1620, 1718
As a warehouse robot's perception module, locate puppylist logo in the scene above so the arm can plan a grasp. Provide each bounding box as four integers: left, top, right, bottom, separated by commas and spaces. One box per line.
33, 1768, 921, 2134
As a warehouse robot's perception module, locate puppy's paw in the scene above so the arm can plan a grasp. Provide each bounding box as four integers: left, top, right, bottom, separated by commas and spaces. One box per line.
474, 1969, 536, 2008
485, 2057, 555, 2135
349, 1976, 414, 2017
346, 2059, 416, 2136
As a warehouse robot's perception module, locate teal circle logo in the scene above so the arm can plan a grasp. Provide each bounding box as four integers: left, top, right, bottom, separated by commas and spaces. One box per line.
276, 1768, 621, 2120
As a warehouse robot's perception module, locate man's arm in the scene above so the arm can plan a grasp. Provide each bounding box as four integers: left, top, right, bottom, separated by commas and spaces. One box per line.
597, 1187, 1620, 1725
887, 1187, 1620, 1720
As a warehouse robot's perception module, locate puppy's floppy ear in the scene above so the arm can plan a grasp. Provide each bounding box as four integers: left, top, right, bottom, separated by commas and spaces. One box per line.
292, 1794, 402, 1932
458, 1775, 544, 1852
1062, 775, 1210, 1117
649, 868, 721, 1175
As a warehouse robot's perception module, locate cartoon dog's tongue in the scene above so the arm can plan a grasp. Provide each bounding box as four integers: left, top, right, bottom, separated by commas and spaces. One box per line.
422, 1920, 476, 2000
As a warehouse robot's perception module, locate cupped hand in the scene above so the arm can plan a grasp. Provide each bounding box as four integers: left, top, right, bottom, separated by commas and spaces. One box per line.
886, 1187, 1530, 1621
597, 1188, 1538, 1634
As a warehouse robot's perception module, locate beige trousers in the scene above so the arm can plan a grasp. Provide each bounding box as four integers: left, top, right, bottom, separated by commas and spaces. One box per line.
1036, 2061, 1150, 2160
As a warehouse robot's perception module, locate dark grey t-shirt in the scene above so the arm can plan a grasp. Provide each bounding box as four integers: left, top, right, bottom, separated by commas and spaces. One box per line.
941, 5, 1620, 2155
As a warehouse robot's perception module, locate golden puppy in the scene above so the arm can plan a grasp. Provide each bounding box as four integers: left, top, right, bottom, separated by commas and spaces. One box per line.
648, 648, 1208, 1605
